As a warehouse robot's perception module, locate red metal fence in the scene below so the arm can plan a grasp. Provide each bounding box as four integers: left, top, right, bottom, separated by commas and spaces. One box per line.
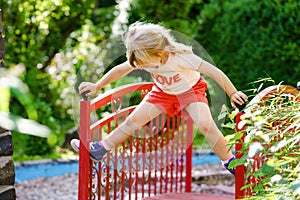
235, 85, 300, 199
78, 83, 194, 200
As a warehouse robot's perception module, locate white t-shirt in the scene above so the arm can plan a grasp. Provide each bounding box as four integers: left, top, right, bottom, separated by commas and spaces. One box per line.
144, 53, 203, 95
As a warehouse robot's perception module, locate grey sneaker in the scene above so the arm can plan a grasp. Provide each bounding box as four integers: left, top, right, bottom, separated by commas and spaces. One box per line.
70, 139, 109, 162
70, 139, 80, 152
89, 141, 109, 162
223, 156, 236, 175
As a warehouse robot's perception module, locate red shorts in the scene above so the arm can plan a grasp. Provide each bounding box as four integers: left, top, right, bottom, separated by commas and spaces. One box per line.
144, 77, 208, 116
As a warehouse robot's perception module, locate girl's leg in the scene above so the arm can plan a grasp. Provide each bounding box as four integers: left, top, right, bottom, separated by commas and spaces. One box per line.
71, 100, 163, 162
102, 101, 163, 149
184, 102, 233, 161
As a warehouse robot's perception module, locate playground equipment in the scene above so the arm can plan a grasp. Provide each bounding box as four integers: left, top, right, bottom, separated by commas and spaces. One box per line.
78, 82, 196, 200
77, 82, 299, 199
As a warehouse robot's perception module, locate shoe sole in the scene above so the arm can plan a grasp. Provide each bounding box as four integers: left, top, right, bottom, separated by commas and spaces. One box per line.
90, 156, 101, 163
70, 139, 80, 152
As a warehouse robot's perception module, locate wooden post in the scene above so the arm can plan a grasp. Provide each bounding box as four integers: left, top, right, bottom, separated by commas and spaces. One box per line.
0, 9, 5, 68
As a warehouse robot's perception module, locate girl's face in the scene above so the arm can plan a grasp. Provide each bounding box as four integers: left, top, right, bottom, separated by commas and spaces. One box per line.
136, 52, 169, 69
137, 56, 161, 69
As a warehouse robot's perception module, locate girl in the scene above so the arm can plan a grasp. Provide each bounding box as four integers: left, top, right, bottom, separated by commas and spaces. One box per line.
71, 22, 248, 175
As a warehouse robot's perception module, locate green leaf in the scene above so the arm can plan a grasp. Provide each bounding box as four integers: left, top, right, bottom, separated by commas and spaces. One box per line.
253, 182, 264, 193
221, 122, 236, 130
0, 87, 10, 112
218, 104, 229, 121
47, 133, 58, 147
241, 183, 254, 190
232, 131, 244, 141
261, 162, 275, 174
291, 177, 300, 195
229, 154, 247, 168
9, 77, 38, 121
229, 109, 239, 121
0, 111, 50, 138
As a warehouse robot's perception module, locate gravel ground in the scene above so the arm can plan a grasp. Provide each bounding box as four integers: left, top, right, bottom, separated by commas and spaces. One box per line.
15, 173, 78, 200
15, 164, 235, 200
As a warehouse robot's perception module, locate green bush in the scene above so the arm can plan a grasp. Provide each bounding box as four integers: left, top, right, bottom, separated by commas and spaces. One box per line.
197, 0, 300, 89
1, 0, 117, 160
129, 0, 300, 90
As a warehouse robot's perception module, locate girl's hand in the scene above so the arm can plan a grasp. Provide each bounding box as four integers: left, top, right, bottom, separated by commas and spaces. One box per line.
78, 82, 97, 97
230, 91, 248, 109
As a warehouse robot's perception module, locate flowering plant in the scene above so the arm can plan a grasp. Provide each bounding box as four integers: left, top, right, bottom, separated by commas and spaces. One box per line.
222, 81, 300, 199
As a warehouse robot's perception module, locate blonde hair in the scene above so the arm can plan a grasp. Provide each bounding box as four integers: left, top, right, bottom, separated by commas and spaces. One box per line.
124, 22, 193, 68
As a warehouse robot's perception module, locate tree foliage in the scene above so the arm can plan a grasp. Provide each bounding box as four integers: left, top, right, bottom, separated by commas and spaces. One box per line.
0, 0, 117, 158
0, 0, 299, 159
128, 0, 300, 89
128, 0, 200, 37
196, 0, 300, 89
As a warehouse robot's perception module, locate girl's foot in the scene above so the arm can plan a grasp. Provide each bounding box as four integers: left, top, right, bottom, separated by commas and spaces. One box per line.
70, 139, 109, 162
223, 156, 235, 175
89, 142, 109, 162
70, 139, 80, 152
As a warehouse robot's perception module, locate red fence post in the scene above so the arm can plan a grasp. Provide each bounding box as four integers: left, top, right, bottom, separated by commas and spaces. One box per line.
235, 112, 246, 199
78, 100, 91, 200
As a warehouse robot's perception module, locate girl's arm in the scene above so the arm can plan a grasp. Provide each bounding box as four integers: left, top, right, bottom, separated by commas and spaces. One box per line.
78, 61, 134, 97
199, 60, 248, 107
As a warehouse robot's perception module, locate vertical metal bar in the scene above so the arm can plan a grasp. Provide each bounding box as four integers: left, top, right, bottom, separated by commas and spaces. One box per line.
141, 127, 146, 198
106, 122, 111, 199
165, 115, 170, 193
175, 117, 180, 192
135, 129, 139, 200
185, 115, 193, 192
98, 128, 103, 200
79, 100, 91, 200
128, 135, 133, 200
0, 9, 5, 68
179, 118, 184, 192
148, 120, 153, 197
159, 114, 165, 194
89, 112, 95, 200
113, 119, 119, 199
121, 143, 125, 200
154, 116, 159, 195
170, 116, 175, 192
121, 115, 128, 200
